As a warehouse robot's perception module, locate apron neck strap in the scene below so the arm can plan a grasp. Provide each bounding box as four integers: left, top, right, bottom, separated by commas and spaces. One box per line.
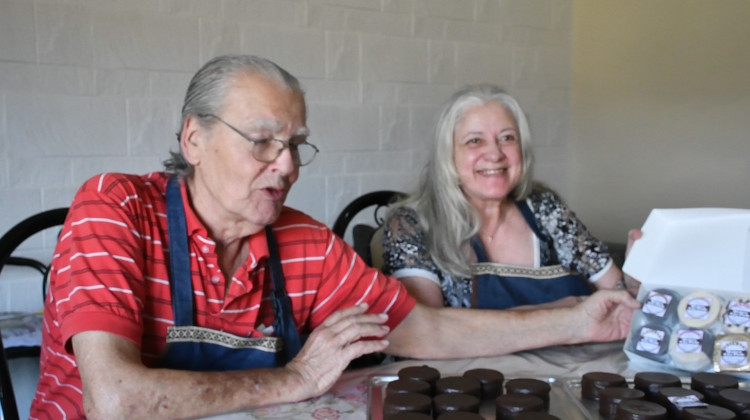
515, 199, 548, 241
265, 225, 303, 363
166, 176, 194, 327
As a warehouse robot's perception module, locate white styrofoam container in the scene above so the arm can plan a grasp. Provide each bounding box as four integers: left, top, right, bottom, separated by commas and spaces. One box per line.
622, 208, 750, 374
623, 208, 750, 291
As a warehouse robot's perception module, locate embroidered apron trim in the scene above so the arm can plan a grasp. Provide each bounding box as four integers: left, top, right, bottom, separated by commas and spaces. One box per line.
166, 325, 283, 353
471, 262, 573, 280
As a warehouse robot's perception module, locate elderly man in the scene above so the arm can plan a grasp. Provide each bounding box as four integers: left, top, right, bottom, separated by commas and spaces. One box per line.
31, 55, 638, 419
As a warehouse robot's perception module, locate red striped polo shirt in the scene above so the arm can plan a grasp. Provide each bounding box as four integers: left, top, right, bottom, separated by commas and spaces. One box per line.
30, 172, 415, 419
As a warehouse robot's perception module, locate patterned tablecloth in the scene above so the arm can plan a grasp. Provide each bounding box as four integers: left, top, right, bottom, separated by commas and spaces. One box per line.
202, 341, 637, 420
0, 311, 43, 349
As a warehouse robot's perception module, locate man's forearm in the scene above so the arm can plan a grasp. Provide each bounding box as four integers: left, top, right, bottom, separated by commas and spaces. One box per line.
386, 304, 582, 359
83, 365, 309, 419
74, 331, 313, 419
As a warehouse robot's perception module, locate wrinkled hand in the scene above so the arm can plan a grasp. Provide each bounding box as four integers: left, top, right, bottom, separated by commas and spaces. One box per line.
578, 290, 640, 343
285, 303, 390, 399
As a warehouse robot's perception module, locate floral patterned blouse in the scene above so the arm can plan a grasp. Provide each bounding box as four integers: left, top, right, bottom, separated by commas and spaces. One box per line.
381, 190, 613, 308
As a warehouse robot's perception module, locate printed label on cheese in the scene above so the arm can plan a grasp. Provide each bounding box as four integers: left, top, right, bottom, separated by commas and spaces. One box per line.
685, 297, 712, 320
720, 340, 749, 366
669, 395, 707, 409
643, 291, 673, 318
725, 300, 750, 327
675, 329, 704, 354
636, 327, 666, 354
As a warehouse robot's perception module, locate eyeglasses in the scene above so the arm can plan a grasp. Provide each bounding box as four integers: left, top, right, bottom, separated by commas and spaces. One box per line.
199, 113, 319, 167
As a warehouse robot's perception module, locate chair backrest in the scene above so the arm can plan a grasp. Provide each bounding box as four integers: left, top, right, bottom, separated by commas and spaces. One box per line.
0, 207, 69, 298
332, 191, 405, 266
0, 207, 68, 420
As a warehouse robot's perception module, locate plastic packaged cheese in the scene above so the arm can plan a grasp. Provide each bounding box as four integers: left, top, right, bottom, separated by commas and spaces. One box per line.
622, 208, 750, 375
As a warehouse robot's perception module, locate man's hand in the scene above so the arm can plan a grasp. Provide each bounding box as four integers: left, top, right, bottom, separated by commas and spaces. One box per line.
578, 290, 640, 343
285, 303, 390, 398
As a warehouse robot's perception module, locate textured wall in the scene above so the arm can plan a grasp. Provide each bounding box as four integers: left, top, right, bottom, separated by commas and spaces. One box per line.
1, 1, 575, 416
571, 0, 750, 242
0, 0, 574, 307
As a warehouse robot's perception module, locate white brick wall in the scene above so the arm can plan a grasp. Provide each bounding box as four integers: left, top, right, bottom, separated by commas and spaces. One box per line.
0, 0, 574, 308
0, 0, 575, 238
0, 0, 574, 303
0, 0, 573, 415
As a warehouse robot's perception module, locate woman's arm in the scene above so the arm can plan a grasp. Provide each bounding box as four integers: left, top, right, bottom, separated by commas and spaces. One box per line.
382, 207, 452, 306
400, 275, 445, 307
532, 191, 612, 278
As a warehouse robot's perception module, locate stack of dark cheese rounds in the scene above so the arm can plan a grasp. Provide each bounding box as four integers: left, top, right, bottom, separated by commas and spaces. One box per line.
495, 393, 545, 420
464, 368, 505, 400
382, 392, 432, 419
691, 372, 739, 404
387, 365, 504, 419
614, 399, 668, 419
505, 378, 552, 410
579, 370, 749, 420
599, 387, 647, 419
433, 376, 481, 417
654, 386, 704, 419
682, 404, 738, 419
383, 365, 441, 419
717, 388, 750, 418
582, 372, 628, 401
634, 371, 683, 401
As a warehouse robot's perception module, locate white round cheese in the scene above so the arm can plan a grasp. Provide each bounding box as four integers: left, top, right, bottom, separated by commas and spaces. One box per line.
668, 328, 713, 371
678, 291, 721, 328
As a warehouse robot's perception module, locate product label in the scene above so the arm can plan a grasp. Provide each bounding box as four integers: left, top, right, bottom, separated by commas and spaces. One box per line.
642, 291, 673, 317
720, 340, 749, 366
725, 300, 750, 327
685, 297, 712, 320
676, 329, 704, 354
636, 327, 666, 354
669, 395, 707, 409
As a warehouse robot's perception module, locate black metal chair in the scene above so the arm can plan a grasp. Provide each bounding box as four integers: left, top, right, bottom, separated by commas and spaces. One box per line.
332, 190, 405, 267
0, 208, 69, 302
0, 207, 69, 420
0, 332, 19, 420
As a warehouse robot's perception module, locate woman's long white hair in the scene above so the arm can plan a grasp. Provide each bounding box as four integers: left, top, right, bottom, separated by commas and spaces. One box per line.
403, 84, 535, 279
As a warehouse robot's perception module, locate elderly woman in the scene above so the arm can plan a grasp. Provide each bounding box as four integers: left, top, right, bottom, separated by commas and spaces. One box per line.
383, 84, 638, 310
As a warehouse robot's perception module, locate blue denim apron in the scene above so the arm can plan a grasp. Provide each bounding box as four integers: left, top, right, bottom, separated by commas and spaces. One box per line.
473, 200, 592, 309
159, 177, 302, 371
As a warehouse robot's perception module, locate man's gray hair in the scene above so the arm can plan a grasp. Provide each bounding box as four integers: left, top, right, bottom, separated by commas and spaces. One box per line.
163, 55, 304, 176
